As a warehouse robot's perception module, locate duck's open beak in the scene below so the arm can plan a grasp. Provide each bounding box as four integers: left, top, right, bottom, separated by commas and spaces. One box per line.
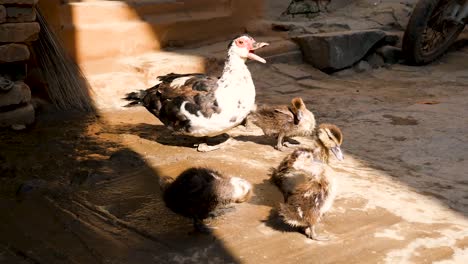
331, 146, 344, 161
247, 42, 269, 63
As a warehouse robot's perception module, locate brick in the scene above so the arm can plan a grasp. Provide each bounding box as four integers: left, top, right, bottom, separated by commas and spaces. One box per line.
0, 43, 30, 63
0, 81, 31, 107
0, 103, 35, 128
0, 0, 38, 5
6, 6, 36, 22
0, 22, 40, 43
0, 5, 5, 23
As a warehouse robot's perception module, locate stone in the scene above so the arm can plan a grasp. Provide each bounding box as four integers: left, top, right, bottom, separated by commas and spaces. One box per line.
0, 5, 6, 23
0, 43, 30, 63
0, 0, 38, 4
376, 45, 403, 64
0, 22, 40, 43
6, 6, 36, 23
354, 60, 372, 73
383, 33, 400, 46
0, 81, 31, 107
293, 29, 387, 71
365, 53, 385, 68
0, 103, 34, 128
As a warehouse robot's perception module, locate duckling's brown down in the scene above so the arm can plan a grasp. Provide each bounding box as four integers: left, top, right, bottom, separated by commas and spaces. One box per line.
249, 97, 316, 151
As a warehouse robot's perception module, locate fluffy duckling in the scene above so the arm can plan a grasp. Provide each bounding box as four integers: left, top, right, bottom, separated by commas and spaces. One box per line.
271, 148, 336, 240
160, 167, 253, 232
309, 123, 344, 163
249, 97, 316, 151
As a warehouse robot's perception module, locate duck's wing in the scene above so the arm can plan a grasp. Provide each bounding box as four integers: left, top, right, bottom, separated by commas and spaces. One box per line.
250, 104, 293, 130
142, 73, 221, 131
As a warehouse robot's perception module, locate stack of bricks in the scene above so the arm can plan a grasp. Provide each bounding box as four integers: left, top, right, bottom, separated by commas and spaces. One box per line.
0, 0, 39, 130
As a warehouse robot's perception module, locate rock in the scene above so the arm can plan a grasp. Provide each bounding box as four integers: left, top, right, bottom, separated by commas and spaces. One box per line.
0, 81, 31, 107
0, 43, 30, 63
365, 53, 385, 68
284, 0, 320, 16
0, 103, 35, 128
376, 45, 402, 64
354, 60, 372, 72
6, 6, 36, 22
293, 29, 387, 71
0, 0, 38, 4
0, 5, 6, 23
383, 33, 400, 46
0, 22, 40, 43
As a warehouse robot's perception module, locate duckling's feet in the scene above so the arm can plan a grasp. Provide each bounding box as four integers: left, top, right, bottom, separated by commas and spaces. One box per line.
283, 141, 300, 148
305, 226, 330, 241
274, 144, 286, 151
196, 137, 233, 152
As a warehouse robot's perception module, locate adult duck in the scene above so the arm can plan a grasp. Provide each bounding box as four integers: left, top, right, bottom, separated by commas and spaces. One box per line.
125, 35, 269, 151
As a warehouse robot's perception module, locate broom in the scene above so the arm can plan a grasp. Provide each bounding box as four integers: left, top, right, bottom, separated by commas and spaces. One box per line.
32, 7, 96, 113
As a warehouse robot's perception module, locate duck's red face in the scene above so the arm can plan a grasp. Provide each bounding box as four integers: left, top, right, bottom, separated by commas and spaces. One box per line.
233, 35, 269, 63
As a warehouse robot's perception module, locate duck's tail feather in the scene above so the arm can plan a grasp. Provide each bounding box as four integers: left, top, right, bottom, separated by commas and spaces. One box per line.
123, 90, 147, 107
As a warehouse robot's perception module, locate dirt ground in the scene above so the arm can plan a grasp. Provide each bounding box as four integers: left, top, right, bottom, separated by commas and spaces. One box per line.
2, 2, 468, 263
2, 39, 468, 263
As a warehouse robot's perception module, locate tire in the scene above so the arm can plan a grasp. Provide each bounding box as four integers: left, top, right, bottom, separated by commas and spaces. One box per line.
402, 0, 466, 65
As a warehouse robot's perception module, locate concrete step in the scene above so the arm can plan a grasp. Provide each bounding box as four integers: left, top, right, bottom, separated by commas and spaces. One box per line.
53, 0, 262, 63
60, 12, 242, 63
61, 0, 230, 25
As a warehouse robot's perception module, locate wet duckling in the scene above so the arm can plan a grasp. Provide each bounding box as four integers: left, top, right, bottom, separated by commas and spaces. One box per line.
249, 97, 316, 151
309, 123, 344, 163
271, 148, 336, 240
160, 167, 253, 233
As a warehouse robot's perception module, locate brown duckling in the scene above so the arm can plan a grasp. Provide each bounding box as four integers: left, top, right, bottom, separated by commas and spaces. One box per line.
308, 123, 344, 163
160, 167, 253, 232
270, 148, 336, 240
249, 97, 316, 151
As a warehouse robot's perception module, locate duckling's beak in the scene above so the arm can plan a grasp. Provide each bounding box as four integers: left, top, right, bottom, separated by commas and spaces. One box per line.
331, 146, 344, 161
247, 42, 269, 63
294, 110, 303, 125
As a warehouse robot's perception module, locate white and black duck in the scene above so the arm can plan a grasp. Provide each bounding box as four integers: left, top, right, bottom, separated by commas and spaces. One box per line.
124, 35, 269, 151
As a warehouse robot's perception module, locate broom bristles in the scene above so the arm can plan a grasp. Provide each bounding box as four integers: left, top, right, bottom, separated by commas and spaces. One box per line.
33, 8, 96, 113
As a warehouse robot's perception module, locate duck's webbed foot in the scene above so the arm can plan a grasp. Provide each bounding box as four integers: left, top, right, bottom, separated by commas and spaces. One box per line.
305, 225, 330, 241
192, 218, 217, 234
283, 141, 300, 148
196, 135, 233, 152
275, 134, 287, 151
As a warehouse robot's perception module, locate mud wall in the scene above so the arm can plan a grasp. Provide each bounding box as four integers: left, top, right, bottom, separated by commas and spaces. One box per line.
38, 0, 264, 64
0, 0, 39, 129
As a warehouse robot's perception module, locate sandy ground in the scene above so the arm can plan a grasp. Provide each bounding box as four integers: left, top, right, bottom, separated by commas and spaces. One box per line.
1, 39, 468, 263
2, 1, 468, 263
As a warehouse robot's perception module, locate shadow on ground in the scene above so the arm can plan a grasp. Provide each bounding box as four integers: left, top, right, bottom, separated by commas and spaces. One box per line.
0, 110, 241, 263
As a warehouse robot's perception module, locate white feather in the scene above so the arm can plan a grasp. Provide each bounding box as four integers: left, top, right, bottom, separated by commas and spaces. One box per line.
178, 49, 256, 137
